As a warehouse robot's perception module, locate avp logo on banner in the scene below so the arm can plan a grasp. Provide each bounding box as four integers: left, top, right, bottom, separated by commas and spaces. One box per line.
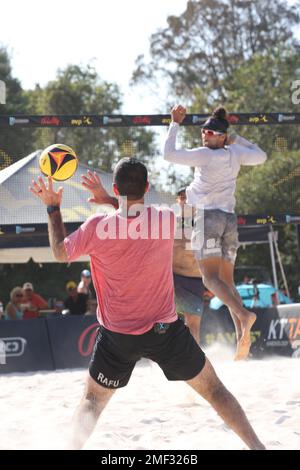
0, 337, 27, 365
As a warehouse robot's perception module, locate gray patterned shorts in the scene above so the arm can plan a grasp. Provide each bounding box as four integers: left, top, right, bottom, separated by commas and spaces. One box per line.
191, 209, 239, 264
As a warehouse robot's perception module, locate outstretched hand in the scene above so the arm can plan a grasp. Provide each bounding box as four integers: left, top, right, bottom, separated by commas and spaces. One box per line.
29, 176, 63, 206
171, 104, 187, 124
81, 170, 110, 204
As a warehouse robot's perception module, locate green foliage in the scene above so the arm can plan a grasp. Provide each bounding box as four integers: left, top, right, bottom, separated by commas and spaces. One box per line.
236, 150, 300, 215
131, 0, 300, 294
132, 0, 300, 101
0, 47, 34, 161
27, 64, 157, 172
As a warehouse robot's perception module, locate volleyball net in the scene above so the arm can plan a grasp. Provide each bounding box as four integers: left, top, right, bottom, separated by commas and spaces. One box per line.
1, 112, 300, 225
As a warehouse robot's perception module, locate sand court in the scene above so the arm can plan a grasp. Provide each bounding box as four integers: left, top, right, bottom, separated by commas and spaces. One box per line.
1, 345, 299, 450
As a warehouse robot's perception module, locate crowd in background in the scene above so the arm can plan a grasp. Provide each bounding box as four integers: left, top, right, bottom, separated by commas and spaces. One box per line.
0, 269, 97, 320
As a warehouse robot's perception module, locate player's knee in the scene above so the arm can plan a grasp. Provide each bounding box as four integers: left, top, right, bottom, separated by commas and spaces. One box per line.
202, 273, 216, 290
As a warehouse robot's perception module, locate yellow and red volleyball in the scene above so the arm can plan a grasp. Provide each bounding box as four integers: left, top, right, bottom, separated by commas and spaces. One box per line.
39, 143, 78, 181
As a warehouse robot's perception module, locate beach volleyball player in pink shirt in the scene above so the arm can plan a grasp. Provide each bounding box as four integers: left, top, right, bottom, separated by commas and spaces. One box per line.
29, 158, 264, 450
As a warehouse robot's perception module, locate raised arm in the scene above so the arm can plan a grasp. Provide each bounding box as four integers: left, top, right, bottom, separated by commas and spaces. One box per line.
231, 135, 267, 166
81, 170, 119, 208
29, 176, 68, 262
164, 105, 211, 167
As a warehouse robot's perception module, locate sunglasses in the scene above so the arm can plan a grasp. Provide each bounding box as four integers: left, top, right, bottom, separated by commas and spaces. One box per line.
15, 294, 23, 297
201, 129, 225, 136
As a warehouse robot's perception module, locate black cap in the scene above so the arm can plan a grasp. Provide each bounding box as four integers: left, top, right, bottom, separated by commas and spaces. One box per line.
202, 106, 229, 133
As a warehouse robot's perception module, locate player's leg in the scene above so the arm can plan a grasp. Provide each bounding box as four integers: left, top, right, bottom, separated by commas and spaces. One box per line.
193, 209, 249, 326
71, 374, 115, 449
220, 214, 256, 360
186, 358, 265, 450
155, 320, 265, 449
70, 326, 137, 449
199, 257, 256, 359
219, 259, 243, 341
184, 312, 201, 344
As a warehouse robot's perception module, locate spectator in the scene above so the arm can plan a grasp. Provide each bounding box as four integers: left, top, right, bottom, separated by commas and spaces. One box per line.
77, 269, 92, 296
84, 298, 98, 316
22, 282, 48, 319
4, 287, 25, 320
64, 281, 88, 315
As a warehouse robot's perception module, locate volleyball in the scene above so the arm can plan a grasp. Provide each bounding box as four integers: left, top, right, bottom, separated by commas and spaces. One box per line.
39, 143, 78, 181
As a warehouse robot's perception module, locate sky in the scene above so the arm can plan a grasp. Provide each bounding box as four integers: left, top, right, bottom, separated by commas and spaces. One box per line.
1, 0, 299, 113
1, 0, 188, 113
2, 0, 298, 182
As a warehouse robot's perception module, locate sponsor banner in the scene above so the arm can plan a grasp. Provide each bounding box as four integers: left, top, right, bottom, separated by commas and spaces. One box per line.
237, 214, 292, 226
200, 305, 300, 357
1, 113, 300, 127
46, 314, 98, 369
0, 319, 54, 373
0, 223, 80, 249
1, 304, 299, 374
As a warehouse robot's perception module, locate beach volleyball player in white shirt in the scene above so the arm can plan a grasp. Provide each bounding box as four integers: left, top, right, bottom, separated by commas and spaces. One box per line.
164, 105, 267, 360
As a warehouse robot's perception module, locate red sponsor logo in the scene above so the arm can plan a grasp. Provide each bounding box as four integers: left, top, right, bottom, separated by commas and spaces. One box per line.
237, 216, 246, 225
227, 114, 239, 124
132, 116, 151, 125
40, 116, 61, 126
288, 318, 300, 339
78, 322, 99, 357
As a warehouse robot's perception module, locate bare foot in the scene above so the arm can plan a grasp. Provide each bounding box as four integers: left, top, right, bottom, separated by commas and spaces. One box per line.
234, 312, 256, 361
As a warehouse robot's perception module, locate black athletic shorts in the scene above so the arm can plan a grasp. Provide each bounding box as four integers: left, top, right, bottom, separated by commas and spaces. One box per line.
89, 318, 206, 389
174, 274, 205, 317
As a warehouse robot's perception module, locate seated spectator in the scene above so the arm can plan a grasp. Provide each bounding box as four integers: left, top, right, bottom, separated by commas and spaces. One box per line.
4, 287, 25, 320
77, 269, 92, 296
22, 282, 48, 319
64, 281, 88, 315
84, 298, 98, 316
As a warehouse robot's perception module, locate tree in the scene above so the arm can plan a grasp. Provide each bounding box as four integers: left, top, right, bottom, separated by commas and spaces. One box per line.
130, 0, 300, 295
0, 47, 33, 164
28, 64, 157, 173
131, 0, 300, 103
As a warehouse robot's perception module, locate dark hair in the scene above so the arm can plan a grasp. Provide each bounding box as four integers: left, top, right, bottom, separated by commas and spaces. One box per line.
202, 105, 229, 133
212, 106, 227, 121
113, 157, 148, 200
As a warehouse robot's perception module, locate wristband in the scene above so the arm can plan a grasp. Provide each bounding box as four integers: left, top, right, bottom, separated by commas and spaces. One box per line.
47, 205, 60, 215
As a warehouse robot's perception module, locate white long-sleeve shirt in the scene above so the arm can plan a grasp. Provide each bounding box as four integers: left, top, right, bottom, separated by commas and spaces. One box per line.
164, 122, 267, 213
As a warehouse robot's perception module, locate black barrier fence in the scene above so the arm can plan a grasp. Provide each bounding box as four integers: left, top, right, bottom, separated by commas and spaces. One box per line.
1, 306, 300, 374
0, 315, 98, 374
47, 315, 99, 369
0, 318, 54, 372
200, 304, 300, 358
